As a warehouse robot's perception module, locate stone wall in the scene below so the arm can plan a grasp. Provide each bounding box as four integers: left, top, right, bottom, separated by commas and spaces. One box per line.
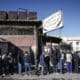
0, 10, 37, 20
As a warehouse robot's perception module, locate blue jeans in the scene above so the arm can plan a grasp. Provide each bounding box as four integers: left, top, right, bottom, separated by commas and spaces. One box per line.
24, 63, 31, 74
52, 65, 57, 72
41, 66, 45, 75
39, 65, 45, 75
59, 59, 64, 73
67, 62, 72, 73
18, 63, 22, 74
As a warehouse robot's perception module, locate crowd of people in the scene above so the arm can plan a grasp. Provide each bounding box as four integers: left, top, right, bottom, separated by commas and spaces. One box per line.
0, 47, 35, 76
38, 46, 80, 75
0, 46, 80, 76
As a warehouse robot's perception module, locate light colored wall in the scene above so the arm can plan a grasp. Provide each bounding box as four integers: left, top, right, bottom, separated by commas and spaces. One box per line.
62, 37, 80, 52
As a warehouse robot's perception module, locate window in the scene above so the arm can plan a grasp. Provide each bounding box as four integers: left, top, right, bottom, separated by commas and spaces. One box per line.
70, 42, 72, 45
76, 41, 79, 45
0, 27, 34, 35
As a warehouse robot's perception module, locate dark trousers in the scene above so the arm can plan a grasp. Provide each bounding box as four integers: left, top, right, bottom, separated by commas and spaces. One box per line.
0, 63, 2, 75
45, 57, 50, 73
74, 61, 79, 73
9, 63, 14, 74
2, 62, 7, 75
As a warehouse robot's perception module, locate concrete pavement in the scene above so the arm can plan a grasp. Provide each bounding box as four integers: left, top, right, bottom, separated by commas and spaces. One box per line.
0, 73, 80, 80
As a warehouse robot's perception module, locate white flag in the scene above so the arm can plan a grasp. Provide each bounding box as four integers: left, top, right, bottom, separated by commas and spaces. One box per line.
43, 10, 64, 33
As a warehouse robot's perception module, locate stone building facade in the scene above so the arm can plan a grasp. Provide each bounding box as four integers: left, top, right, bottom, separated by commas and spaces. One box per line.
0, 10, 42, 56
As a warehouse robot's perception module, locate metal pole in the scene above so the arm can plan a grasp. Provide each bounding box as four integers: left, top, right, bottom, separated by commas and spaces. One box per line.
34, 26, 38, 74
17, 8, 28, 20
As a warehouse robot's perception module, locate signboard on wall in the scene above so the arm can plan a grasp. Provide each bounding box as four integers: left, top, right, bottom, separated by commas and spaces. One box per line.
43, 10, 64, 33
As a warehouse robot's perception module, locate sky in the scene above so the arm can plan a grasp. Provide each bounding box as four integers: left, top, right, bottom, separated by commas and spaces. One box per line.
0, 0, 80, 37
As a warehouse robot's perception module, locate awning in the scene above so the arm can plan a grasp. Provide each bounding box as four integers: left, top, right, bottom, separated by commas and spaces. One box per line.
42, 36, 62, 44
0, 20, 42, 27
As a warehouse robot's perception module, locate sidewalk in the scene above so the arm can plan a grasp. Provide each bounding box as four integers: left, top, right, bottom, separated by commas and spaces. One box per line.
0, 73, 80, 80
